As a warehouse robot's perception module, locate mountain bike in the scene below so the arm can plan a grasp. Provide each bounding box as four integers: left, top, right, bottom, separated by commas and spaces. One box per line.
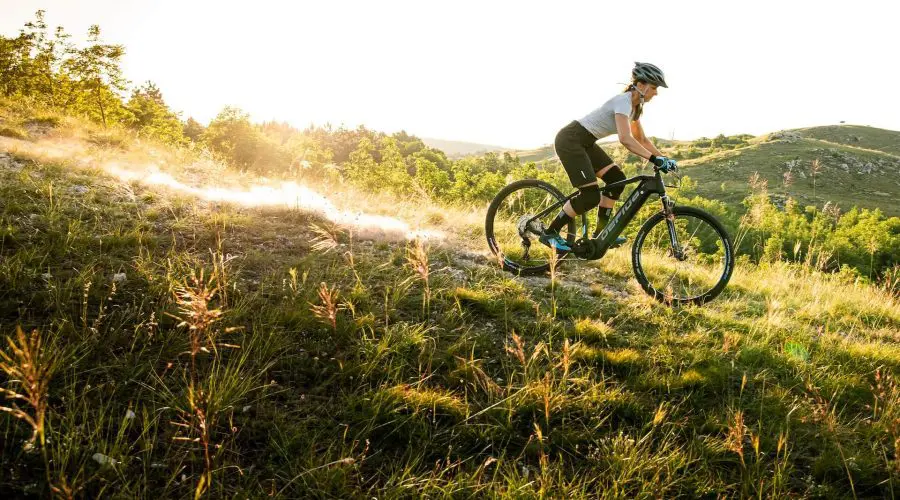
485, 164, 734, 306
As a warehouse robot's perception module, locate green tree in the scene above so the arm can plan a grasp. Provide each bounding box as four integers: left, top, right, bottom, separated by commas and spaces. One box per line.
203, 106, 259, 169
392, 130, 426, 157
183, 117, 206, 142
0, 11, 62, 99
22, 11, 74, 105
63, 25, 129, 127
375, 137, 414, 195
0, 31, 33, 97
413, 157, 450, 197
344, 137, 377, 187
342, 137, 415, 195
202, 107, 289, 172
283, 133, 333, 179
126, 81, 185, 145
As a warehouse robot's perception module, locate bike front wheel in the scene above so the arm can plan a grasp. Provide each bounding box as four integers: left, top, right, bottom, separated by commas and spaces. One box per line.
632, 206, 734, 306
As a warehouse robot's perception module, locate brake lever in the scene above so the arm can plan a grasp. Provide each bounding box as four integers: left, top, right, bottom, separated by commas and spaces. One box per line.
664, 170, 683, 189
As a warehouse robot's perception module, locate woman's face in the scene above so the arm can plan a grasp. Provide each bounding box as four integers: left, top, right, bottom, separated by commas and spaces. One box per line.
636, 82, 659, 102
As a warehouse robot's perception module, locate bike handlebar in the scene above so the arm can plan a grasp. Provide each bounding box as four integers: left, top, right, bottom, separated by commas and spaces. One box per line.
649, 162, 678, 174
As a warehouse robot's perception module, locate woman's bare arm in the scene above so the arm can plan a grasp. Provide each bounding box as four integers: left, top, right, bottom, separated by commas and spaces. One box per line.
615, 114, 653, 159
631, 120, 663, 157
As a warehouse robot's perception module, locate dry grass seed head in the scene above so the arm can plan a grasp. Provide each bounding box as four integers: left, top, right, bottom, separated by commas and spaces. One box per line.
310, 282, 342, 332
725, 409, 746, 466
0, 327, 58, 447
505, 332, 526, 365
406, 237, 430, 281
172, 270, 224, 356
309, 222, 342, 254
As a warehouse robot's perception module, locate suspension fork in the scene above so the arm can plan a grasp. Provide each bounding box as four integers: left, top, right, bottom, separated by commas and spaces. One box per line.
661, 195, 685, 260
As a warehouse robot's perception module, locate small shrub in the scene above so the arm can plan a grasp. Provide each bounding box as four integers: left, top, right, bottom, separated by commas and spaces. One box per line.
27, 115, 62, 128
0, 126, 27, 139
88, 130, 130, 149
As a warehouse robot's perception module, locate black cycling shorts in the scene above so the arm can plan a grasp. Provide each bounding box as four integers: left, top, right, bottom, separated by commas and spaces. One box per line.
554, 120, 617, 187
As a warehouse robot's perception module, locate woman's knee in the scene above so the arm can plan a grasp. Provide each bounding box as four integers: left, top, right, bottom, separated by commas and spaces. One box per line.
601, 164, 626, 200
570, 185, 602, 214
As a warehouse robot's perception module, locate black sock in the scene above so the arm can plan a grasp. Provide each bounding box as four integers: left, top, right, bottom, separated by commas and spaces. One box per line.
548, 210, 573, 233
595, 207, 613, 235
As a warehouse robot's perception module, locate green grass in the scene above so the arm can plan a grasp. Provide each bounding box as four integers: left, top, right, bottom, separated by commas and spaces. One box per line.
0, 107, 899, 498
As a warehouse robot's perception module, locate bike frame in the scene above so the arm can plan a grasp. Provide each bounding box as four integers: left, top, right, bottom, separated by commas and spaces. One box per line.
527, 169, 681, 258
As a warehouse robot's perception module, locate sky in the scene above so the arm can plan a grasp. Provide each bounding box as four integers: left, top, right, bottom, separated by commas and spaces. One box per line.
2, 0, 899, 149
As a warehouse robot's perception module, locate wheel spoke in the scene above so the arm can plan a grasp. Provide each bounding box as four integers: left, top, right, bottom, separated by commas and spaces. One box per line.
662, 265, 679, 292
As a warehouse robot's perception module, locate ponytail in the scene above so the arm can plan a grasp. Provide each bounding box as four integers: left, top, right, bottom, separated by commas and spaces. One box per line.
624, 81, 644, 121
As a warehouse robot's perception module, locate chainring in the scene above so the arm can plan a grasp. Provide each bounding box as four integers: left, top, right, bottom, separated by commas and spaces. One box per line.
571, 237, 596, 259
571, 237, 609, 260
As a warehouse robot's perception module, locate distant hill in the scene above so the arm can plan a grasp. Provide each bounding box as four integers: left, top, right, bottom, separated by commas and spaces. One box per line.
513, 145, 557, 163
513, 139, 624, 164
420, 137, 511, 158
681, 125, 900, 217
795, 124, 900, 156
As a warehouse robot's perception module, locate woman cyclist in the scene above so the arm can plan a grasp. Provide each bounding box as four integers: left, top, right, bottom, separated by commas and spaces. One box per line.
540, 62, 678, 251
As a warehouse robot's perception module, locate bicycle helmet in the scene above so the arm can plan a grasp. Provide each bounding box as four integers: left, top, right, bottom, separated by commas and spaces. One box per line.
632, 62, 668, 88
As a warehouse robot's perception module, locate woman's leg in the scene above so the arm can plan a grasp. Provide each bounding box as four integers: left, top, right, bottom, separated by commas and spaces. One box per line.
549, 181, 602, 231
585, 144, 626, 239
593, 163, 627, 238
595, 164, 618, 209
548, 123, 603, 233
586, 144, 623, 204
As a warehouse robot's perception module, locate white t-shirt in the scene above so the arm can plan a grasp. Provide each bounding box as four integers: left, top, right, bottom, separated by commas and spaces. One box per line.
576, 92, 634, 140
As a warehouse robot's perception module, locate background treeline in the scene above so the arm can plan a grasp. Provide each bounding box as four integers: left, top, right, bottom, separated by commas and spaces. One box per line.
1, 11, 897, 282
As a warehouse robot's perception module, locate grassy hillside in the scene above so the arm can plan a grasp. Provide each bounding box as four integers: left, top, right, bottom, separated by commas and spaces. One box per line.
682, 128, 900, 217
796, 124, 900, 156
0, 108, 899, 497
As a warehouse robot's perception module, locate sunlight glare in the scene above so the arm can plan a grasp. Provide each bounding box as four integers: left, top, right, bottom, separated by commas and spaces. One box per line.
103, 162, 445, 242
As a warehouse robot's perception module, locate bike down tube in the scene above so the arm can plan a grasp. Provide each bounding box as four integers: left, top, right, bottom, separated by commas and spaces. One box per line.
594, 174, 666, 252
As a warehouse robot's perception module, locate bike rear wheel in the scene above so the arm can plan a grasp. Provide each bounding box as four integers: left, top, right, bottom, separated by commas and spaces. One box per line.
485, 179, 586, 275
632, 206, 734, 306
